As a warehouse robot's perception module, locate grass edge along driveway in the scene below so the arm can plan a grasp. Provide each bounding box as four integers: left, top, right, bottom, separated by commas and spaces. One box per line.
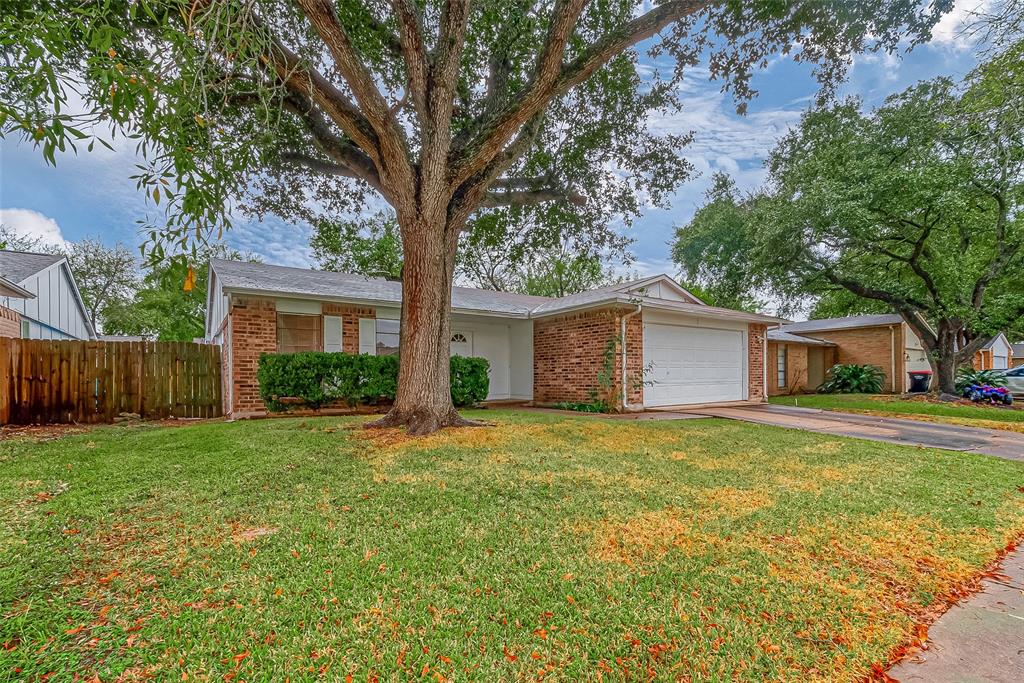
2, 410, 1023, 682
769, 393, 1024, 434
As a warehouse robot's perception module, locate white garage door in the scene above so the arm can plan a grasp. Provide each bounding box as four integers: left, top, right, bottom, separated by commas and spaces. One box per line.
993, 354, 1009, 369
643, 324, 745, 407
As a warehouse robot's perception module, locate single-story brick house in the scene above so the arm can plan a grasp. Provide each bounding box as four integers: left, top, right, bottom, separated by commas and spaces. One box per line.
204, 259, 782, 418
973, 332, 1014, 371
1012, 343, 1024, 368
767, 314, 933, 395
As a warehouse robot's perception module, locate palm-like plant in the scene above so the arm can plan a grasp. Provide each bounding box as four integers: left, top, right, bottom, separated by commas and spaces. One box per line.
817, 364, 886, 394
955, 367, 1007, 393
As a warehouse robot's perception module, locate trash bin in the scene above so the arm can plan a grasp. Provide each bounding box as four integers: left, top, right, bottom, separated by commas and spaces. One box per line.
908, 370, 932, 393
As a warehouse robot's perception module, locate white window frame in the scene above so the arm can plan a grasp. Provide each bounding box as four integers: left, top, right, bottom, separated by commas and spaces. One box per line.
777, 345, 787, 388
20, 319, 30, 339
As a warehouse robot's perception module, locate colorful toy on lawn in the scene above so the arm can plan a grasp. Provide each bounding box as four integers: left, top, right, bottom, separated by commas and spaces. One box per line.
962, 383, 1014, 406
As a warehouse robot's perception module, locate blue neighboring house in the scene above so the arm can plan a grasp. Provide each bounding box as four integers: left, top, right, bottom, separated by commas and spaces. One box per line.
0, 250, 95, 340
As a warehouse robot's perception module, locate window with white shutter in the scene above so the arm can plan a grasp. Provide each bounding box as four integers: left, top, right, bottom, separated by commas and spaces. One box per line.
358, 318, 377, 355
323, 315, 342, 352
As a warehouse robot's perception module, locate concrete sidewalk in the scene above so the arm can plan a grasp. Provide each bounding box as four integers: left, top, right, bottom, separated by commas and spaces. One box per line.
685, 404, 1024, 461
887, 547, 1024, 682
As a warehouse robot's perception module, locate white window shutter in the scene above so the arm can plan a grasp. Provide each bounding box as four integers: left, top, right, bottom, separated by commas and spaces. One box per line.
359, 318, 376, 355
323, 315, 342, 352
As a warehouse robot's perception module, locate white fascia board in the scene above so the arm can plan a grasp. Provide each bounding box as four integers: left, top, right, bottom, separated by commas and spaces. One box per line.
220, 286, 531, 320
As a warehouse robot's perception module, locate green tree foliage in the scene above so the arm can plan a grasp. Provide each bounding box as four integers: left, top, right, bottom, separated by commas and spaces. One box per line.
311, 211, 403, 279
0, 0, 949, 431
517, 253, 612, 298
103, 244, 257, 341
64, 238, 139, 330
672, 45, 1024, 393
671, 173, 762, 312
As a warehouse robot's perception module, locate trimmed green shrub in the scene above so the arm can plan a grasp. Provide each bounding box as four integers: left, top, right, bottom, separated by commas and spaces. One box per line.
955, 367, 1007, 393
257, 352, 489, 411
817, 363, 885, 394
449, 355, 490, 407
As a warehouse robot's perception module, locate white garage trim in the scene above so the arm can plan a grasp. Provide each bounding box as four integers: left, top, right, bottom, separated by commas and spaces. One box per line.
643, 322, 747, 407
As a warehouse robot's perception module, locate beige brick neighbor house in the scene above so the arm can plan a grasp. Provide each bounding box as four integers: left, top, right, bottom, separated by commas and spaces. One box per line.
204, 260, 782, 419
767, 314, 933, 395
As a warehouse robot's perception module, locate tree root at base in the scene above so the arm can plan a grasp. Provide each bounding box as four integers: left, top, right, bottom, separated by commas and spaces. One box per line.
364, 407, 489, 435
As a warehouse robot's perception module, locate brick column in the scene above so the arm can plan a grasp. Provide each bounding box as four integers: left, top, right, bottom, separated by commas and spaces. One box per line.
0, 306, 21, 338
747, 323, 767, 402
227, 297, 277, 417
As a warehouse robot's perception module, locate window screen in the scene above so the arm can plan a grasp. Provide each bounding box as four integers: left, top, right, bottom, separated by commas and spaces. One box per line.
375, 319, 400, 356
277, 314, 322, 354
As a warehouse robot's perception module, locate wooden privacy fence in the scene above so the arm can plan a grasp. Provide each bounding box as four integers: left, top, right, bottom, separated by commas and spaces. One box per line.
0, 338, 222, 424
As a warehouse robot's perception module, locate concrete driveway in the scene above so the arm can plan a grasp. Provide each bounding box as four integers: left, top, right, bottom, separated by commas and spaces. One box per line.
687, 404, 1024, 462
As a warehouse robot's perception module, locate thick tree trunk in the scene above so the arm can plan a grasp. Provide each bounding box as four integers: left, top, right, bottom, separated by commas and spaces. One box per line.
931, 347, 959, 395
924, 320, 964, 396
367, 213, 476, 435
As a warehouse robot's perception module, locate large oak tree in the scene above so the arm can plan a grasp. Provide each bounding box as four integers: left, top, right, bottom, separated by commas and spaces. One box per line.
2, 0, 947, 432
674, 43, 1024, 394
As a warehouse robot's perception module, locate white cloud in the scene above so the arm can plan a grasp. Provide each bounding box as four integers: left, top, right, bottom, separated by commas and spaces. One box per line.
0, 208, 70, 250
930, 0, 992, 49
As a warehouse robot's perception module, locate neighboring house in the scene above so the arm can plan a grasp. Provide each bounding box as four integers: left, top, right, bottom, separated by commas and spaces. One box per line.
0, 250, 95, 340
0, 274, 34, 338
767, 314, 932, 394
205, 259, 782, 419
973, 332, 1014, 371
1012, 343, 1024, 368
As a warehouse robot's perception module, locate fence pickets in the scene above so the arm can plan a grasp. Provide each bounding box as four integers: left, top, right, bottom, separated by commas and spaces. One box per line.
0, 338, 222, 425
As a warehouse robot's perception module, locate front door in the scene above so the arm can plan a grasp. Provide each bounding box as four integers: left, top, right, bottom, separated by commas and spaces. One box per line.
450, 331, 473, 357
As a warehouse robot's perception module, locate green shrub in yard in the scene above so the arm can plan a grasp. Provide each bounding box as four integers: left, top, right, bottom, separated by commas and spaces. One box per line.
955, 367, 1007, 392
257, 352, 489, 411
449, 355, 490, 407
818, 363, 886, 394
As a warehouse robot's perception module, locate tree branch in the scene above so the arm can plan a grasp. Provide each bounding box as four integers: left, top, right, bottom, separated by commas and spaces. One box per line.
479, 186, 585, 208
389, 0, 429, 117
451, 0, 706, 187
295, 0, 415, 197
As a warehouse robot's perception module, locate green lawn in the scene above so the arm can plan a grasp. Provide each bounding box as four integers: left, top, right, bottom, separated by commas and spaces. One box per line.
769, 393, 1024, 432
2, 411, 1023, 681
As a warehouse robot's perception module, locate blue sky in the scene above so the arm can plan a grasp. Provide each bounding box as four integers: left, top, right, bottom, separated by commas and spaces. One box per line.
0, 1, 989, 277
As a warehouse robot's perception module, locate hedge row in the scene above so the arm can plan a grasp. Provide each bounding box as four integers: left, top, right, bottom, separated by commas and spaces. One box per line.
257, 352, 490, 411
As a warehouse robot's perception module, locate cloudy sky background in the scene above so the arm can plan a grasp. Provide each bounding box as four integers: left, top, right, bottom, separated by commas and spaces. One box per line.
0, 1, 992, 278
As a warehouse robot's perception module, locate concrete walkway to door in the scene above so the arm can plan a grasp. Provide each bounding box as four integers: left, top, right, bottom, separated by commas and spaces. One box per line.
682, 403, 1024, 461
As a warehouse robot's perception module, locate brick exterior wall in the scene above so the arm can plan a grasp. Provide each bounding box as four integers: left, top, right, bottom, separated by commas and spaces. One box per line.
222, 297, 377, 418
973, 349, 992, 371
767, 341, 807, 396
791, 325, 903, 393
533, 306, 643, 409
0, 305, 21, 338
226, 296, 278, 417
747, 323, 767, 402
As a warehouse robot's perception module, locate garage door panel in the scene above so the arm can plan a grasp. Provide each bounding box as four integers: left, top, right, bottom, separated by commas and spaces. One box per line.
643, 324, 745, 407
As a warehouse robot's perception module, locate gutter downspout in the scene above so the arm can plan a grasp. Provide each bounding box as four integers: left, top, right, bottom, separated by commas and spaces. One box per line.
621, 304, 642, 411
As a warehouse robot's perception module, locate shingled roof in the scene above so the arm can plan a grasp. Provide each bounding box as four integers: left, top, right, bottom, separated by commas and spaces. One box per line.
0, 250, 63, 283
209, 259, 783, 324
